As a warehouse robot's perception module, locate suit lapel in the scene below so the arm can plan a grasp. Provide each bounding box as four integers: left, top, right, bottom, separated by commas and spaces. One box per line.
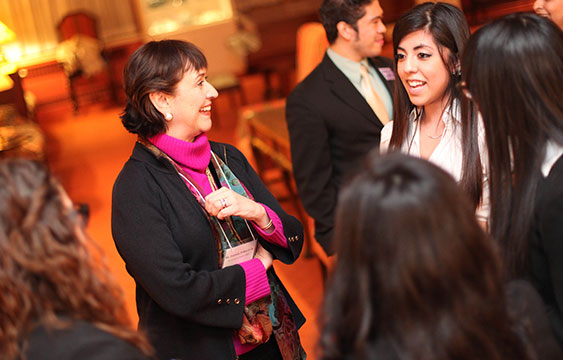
320, 54, 384, 129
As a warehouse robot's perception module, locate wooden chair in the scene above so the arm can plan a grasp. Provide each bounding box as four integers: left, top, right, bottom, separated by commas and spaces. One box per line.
58, 11, 97, 40
56, 11, 114, 113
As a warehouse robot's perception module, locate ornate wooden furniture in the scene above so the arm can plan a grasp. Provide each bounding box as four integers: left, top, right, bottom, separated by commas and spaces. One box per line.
56, 11, 114, 113
240, 99, 332, 282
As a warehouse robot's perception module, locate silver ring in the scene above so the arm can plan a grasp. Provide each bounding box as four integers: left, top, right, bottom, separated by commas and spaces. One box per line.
220, 198, 228, 208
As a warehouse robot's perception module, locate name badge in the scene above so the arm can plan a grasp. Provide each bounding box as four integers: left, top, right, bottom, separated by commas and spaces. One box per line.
378, 67, 395, 81
222, 239, 257, 268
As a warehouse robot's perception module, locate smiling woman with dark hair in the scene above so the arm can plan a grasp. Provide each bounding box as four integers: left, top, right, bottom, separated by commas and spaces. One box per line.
112, 39, 306, 360
381, 2, 489, 226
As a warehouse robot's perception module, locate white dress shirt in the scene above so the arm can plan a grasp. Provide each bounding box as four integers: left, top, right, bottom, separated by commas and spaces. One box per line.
542, 140, 563, 177
380, 100, 490, 222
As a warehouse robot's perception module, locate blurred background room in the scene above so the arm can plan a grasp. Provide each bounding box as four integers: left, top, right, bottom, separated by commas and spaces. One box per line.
0, 0, 536, 358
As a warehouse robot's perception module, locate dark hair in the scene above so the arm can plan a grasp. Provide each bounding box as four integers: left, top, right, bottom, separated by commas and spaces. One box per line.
120, 39, 207, 138
389, 2, 469, 150
460, 13, 563, 278
0, 159, 153, 358
319, 0, 374, 43
320, 152, 530, 360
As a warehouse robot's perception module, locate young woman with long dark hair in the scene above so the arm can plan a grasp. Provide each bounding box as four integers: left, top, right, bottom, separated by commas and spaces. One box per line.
460, 13, 563, 346
380, 2, 489, 225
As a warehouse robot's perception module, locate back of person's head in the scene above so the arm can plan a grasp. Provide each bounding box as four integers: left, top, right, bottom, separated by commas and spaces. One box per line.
319, 0, 375, 43
462, 13, 563, 149
461, 13, 563, 277
0, 159, 151, 358
390, 2, 470, 148
121, 39, 207, 138
321, 152, 530, 360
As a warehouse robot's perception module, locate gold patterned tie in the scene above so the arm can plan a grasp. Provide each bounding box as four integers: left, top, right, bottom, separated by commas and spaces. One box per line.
360, 63, 390, 125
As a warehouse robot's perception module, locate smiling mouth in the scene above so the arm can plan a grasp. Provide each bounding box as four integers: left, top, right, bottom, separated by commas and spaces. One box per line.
407, 80, 426, 88
200, 105, 211, 112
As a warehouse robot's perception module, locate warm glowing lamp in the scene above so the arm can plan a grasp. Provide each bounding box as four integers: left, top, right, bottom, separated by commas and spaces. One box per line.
0, 20, 17, 91
0, 20, 15, 42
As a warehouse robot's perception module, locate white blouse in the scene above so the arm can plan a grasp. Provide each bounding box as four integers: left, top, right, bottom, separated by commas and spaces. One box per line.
542, 140, 563, 177
380, 101, 490, 223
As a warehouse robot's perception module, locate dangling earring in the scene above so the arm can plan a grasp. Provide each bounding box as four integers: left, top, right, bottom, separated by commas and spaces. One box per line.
165, 112, 173, 121
453, 63, 461, 77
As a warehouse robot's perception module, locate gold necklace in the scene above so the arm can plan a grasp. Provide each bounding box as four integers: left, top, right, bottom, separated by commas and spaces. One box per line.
427, 132, 443, 139
423, 111, 445, 139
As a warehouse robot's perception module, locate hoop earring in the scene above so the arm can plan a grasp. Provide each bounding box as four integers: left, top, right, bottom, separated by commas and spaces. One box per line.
165, 112, 173, 121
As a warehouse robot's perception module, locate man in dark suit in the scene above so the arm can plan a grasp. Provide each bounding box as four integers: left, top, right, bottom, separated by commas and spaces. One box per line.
286, 0, 394, 256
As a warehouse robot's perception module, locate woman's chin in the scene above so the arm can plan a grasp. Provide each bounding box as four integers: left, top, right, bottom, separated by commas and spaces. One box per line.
202, 119, 213, 133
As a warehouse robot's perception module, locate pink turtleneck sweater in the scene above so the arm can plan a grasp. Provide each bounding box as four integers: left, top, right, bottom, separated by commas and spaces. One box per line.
148, 133, 288, 355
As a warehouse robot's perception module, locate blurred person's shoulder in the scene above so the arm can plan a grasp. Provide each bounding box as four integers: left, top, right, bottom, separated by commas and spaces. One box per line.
26, 320, 150, 360
505, 279, 563, 360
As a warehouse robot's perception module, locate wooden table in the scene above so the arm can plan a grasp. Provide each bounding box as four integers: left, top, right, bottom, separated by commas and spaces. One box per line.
240, 99, 292, 171
240, 99, 319, 259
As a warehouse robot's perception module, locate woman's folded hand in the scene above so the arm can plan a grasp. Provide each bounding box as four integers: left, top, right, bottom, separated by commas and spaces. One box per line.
204, 187, 270, 226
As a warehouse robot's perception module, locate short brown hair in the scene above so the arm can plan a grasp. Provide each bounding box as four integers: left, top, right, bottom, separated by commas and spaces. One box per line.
120, 40, 207, 138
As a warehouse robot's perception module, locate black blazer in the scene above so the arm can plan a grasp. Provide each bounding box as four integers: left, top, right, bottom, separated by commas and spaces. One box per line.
286, 53, 394, 255
112, 141, 305, 360
530, 154, 563, 347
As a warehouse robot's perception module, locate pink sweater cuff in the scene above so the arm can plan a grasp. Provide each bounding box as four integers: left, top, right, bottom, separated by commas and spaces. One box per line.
252, 205, 288, 248
234, 337, 259, 355
239, 258, 270, 305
